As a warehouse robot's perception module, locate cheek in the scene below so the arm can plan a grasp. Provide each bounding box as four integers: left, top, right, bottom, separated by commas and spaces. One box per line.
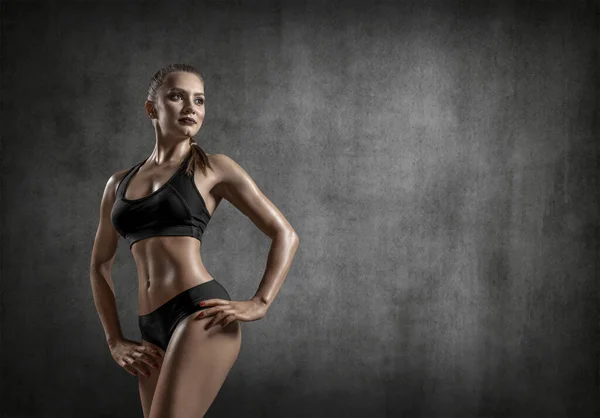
162, 102, 179, 115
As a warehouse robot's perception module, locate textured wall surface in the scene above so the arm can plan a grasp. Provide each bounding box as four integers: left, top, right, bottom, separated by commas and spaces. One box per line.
1, 1, 598, 417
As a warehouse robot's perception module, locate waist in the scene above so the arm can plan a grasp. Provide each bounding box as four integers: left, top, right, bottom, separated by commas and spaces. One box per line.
138, 279, 231, 319
132, 237, 213, 314
138, 275, 217, 315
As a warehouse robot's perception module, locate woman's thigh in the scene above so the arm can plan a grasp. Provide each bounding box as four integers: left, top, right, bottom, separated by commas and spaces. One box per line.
138, 340, 166, 418
149, 315, 242, 418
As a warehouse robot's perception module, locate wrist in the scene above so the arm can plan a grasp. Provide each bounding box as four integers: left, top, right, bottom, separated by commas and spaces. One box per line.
106, 335, 124, 349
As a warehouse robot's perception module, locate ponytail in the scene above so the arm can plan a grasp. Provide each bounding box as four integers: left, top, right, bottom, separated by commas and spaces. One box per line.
184, 136, 213, 177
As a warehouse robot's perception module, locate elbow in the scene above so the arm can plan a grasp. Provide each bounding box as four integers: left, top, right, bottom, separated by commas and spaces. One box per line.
90, 259, 113, 278
287, 229, 299, 247
275, 228, 299, 246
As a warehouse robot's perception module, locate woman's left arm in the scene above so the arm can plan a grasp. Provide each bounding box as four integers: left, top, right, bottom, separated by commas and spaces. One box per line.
199, 153, 299, 328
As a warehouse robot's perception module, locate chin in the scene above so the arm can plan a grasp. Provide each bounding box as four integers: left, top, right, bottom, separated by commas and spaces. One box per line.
177, 125, 199, 134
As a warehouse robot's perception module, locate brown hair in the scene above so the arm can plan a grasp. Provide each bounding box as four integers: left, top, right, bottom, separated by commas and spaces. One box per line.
147, 63, 213, 177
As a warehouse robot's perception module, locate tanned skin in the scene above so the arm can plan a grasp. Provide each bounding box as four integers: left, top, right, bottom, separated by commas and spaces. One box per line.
89, 71, 299, 418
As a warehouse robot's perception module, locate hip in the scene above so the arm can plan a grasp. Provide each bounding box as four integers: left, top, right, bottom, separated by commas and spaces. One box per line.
138, 274, 228, 316
138, 279, 231, 319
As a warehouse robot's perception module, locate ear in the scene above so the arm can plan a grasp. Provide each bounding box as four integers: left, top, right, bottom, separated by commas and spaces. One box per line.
145, 100, 156, 119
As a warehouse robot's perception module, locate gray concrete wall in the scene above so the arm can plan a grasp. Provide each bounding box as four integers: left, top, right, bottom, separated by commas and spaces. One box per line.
1, 1, 598, 417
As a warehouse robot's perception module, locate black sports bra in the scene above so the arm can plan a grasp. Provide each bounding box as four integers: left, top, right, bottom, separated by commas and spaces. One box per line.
110, 151, 211, 249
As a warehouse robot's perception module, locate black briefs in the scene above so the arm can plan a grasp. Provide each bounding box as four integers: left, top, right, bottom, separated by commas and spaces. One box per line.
138, 280, 231, 351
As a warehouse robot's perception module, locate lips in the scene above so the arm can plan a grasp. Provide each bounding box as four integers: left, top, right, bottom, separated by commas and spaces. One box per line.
179, 117, 196, 124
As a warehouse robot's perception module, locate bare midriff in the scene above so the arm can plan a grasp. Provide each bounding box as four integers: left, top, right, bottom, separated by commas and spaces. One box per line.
132, 236, 214, 316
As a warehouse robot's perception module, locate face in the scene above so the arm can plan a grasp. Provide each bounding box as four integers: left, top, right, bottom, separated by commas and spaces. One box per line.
148, 71, 205, 138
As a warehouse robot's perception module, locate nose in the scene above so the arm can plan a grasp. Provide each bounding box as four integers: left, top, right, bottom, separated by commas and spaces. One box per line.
182, 99, 196, 115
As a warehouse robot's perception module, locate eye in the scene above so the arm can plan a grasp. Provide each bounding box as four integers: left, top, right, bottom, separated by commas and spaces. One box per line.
195, 98, 204, 105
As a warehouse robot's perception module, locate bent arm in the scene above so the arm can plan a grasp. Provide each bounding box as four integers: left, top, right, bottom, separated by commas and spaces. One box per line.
89, 172, 125, 347
212, 154, 299, 309
251, 229, 299, 308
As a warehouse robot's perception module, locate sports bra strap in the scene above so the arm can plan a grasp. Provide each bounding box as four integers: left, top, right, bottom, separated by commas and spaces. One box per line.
116, 161, 144, 199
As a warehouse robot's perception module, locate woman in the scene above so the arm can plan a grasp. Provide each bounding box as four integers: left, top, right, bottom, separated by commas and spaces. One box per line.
89, 63, 299, 418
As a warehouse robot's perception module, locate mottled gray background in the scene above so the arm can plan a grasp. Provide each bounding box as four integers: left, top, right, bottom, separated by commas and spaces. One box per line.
1, 0, 598, 417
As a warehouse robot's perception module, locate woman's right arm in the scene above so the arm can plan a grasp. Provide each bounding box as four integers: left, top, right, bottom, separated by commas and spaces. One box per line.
89, 170, 126, 348
89, 172, 163, 378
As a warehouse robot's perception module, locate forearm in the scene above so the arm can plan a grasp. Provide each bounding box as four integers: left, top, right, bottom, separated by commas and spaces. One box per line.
90, 264, 124, 347
251, 229, 299, 309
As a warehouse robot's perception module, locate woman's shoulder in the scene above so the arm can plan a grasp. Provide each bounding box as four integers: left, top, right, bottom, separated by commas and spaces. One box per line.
104, 163, 139, 200
206, 153, 255, 187
206, 153, 244, 173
